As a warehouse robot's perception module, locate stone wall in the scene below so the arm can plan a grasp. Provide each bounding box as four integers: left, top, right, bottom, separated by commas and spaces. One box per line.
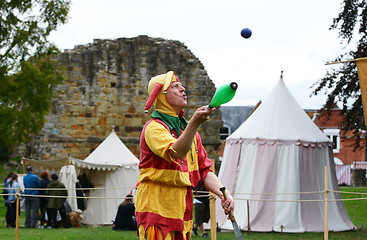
22, 35, 223, 162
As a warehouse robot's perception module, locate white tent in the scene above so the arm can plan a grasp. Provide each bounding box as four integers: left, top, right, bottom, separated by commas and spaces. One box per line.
71, 129, 139, 225
216, 76, 355, 232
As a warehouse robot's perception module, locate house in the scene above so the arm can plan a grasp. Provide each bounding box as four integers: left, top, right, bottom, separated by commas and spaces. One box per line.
219, 106, 254, 140
305, 107, 366, 164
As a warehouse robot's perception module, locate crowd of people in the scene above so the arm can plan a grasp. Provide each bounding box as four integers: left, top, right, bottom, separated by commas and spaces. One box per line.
2, 166, 70, 229
3, 167, 214, 236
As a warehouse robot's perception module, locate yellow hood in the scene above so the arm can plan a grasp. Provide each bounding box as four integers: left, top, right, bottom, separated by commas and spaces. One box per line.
144, 71, 180, 117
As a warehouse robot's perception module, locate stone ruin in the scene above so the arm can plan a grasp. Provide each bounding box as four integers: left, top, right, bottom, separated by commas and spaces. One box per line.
22, 35, 223, 163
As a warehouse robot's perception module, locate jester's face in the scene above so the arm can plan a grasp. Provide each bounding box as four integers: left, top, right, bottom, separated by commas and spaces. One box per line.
145, 71, 185, 116
165, 81, 187, 113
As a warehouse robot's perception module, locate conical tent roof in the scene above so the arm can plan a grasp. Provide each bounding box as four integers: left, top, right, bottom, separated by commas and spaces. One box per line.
71, 129, 139, 170
229, 77, 330, 143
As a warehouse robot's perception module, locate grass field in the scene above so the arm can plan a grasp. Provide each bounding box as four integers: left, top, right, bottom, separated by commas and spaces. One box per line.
1, 162, 367, 239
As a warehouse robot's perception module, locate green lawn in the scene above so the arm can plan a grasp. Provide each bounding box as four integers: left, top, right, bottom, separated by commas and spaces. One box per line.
1, 187, 367, 239
0, 224, 366, 240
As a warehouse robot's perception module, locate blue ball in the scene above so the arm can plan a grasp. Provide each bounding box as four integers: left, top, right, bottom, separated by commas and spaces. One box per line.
241, 28, 252, 38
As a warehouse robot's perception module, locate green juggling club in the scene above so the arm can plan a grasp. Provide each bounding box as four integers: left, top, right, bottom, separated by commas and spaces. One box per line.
208, 82, 238, 108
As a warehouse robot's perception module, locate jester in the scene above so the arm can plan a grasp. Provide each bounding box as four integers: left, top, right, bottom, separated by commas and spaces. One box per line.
135, 71, 234, 240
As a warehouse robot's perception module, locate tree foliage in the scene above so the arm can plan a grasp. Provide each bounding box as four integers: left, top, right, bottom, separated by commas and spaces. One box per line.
0, 0, 70, 146
312, 0, 367, 149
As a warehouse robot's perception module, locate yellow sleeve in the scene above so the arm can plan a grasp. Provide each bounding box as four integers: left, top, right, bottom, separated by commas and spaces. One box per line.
145, 121, 177, 162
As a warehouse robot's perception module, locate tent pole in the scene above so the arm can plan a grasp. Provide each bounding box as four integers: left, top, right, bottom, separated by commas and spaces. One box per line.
15, 188, 20, 240
247, 200, 251, 235
21, 158, 25, 174
210, 159, 217, 240
324, 166, 329, 240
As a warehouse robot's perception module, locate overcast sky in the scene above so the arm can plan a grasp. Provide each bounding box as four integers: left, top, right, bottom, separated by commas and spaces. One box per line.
48, 0, 347, 109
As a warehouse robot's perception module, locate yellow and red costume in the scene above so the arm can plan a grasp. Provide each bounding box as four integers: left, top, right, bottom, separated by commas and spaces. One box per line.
135, 71, 212, 240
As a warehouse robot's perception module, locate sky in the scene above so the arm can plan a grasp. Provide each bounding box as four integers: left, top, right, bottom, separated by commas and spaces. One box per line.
48, 0, 347, 109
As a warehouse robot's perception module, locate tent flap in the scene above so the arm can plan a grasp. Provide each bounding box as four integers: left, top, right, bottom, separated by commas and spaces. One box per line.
70, 157, 121, 171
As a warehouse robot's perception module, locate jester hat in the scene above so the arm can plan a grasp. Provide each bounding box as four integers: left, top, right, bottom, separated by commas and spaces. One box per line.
144, 71, 181, 116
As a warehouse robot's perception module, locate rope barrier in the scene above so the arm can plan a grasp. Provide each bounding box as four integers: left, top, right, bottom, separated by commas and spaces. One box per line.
2, 187, 367, 201
235, 190, 324, 195
1, 186, 136, 191
231, 195, 367, 202
0, 191, 213, 199
330, 190, 367, 195
197, 193, 367, 203
3, 187, 367, 195
23, 194, 133, 199
0, 185, 137, 200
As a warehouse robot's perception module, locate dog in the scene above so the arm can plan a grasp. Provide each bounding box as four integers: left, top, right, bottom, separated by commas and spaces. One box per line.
68, 209, 83, 227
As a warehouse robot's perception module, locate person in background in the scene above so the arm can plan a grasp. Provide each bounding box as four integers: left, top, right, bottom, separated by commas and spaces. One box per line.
23, 166, 41, 228
76, 172, 94, 211
46, 173, 69, 228
192, 181, 210, 238
7, 173, 23, 228
3, 172, 15, 228
75, 175, 87, 211
38, 171, 50, 228
78, 172, 94, 195
129, 182, 140, 202
113, 194, 137, 231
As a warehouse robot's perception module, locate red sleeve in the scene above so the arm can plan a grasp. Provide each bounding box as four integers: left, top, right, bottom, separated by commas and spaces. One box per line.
195, 132, 212, 184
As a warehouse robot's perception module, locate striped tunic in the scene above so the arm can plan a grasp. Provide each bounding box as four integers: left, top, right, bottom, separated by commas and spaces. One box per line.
135, 119, 212, 240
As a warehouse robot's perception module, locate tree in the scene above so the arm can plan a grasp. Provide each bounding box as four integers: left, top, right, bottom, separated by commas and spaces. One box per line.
0, 0, 70, 149
312, 0, 367, 149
